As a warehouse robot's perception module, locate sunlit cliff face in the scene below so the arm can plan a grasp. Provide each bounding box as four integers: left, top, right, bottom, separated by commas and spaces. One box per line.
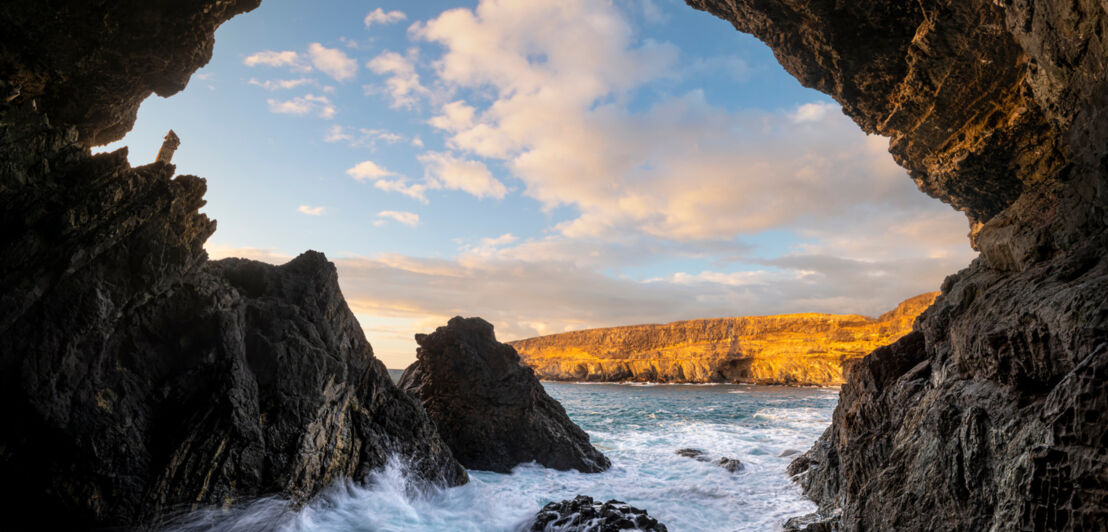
511, 292, 938, 385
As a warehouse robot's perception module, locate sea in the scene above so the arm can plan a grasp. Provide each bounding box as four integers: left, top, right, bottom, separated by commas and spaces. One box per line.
173, 371, 838, 532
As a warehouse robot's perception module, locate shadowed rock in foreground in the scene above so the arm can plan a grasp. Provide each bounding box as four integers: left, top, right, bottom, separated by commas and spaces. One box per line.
511, 293, 937, 385
400, 317, 611, 473
0, 1, 465, 527
689, 0, 1108, 529
528, 495, 668, 532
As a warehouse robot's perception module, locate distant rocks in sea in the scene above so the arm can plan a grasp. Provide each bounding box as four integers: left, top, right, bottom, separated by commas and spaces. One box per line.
674, 449, 744, 473
528, 495, 668, 532
399, 316, 611, 473
675, 448, 710, 461
717, 457, 744, 473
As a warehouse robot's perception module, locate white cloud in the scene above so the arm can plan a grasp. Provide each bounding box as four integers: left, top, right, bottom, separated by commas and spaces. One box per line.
364, 8, 407, 27
406, 1, 957, 243
325, 125, 406, 148
377, 210, 421, 227
249, 77, 316, 91
298, 205, 326, 216
308, 43, 358, 81
207, 239, 968, 367
374, 178, 428, 202
429, 100, 476, 132
324, 125, 354, 144
366, 50, 430, 108
791, 101, 838, 123
418, 151, 507, 199
346, 160, 395, 180
266, 94, 336, 118
463, 233, 519, 256
243, 50, 309, 71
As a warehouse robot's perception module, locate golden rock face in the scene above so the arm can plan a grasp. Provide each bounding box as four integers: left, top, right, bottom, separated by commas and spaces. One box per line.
509, 292, 938, 386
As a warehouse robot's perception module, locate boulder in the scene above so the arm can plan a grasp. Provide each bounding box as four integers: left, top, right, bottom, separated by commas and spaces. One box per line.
399, 317, 610, 473
529, 495, 668, 532
717, 457, 744, 473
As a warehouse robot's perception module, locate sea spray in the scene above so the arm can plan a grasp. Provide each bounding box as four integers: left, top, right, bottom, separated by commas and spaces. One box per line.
170, 382, 836, 531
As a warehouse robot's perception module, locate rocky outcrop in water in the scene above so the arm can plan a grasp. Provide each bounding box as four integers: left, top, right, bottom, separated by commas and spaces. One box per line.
528, 495, 668, 532
0, 2, 466, 528
675, 449, 744, 473
689, 0, 1108, 529
399, 317, 611, 473
511, 293, 936, 385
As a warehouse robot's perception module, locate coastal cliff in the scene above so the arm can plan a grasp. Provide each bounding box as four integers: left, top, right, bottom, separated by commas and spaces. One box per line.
511, 293, 936, 386
0, 2, 466, 527
689, 0, 1108, 529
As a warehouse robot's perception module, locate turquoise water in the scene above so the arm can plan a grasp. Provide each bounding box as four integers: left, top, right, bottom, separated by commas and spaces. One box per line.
176, 377, 837, 531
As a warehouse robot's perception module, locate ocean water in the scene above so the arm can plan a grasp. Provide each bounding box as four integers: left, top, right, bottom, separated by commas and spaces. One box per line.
174, 375, 838, 532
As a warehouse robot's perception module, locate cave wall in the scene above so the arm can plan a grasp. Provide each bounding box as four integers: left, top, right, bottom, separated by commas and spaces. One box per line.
0, 1, 466, 527
688, 0, 1107, 529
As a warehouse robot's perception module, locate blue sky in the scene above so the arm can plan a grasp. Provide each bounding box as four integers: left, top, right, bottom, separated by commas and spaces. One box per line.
102, 0, 977, 368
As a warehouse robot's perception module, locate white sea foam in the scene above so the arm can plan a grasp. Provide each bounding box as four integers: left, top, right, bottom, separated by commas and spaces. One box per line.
170, 383, 835, 531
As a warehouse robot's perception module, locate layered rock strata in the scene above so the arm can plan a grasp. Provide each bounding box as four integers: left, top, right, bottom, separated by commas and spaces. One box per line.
688, 0, 1108, 529
400, 317, 611, 473
0, 2, 466, 527
511, 293, 936, 385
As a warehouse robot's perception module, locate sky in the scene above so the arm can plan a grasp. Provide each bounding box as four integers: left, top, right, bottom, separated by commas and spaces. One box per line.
100, 0, 978, 369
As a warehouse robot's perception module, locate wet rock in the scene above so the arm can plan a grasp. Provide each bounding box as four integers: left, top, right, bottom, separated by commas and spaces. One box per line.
690, 0, 1108, 529
675, 448, 710, 461
783, 511, 838, 532
676, 449, 743, 471
399, 317, 610, 473
717, 457, 744, 473
529, 495, 668, 532
0, 3, 466, 527
779, 449, 802, 458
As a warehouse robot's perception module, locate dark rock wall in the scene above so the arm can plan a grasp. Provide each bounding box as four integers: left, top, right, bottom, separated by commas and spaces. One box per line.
0, 0, 262, 146
400, 317, 611, 474
0, 2, 465, 528
689, 0, 1107, 530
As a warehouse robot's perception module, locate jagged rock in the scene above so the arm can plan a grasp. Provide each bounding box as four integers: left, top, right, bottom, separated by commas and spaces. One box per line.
689, 0, 1108, 529
399, 317, 611, 473
783, 511, 838, 532
0, 2, 466, 528
779, 449, 802, 458
510, 293, 936, 385
528, 495, 668, 532
717, 457, 744, 473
